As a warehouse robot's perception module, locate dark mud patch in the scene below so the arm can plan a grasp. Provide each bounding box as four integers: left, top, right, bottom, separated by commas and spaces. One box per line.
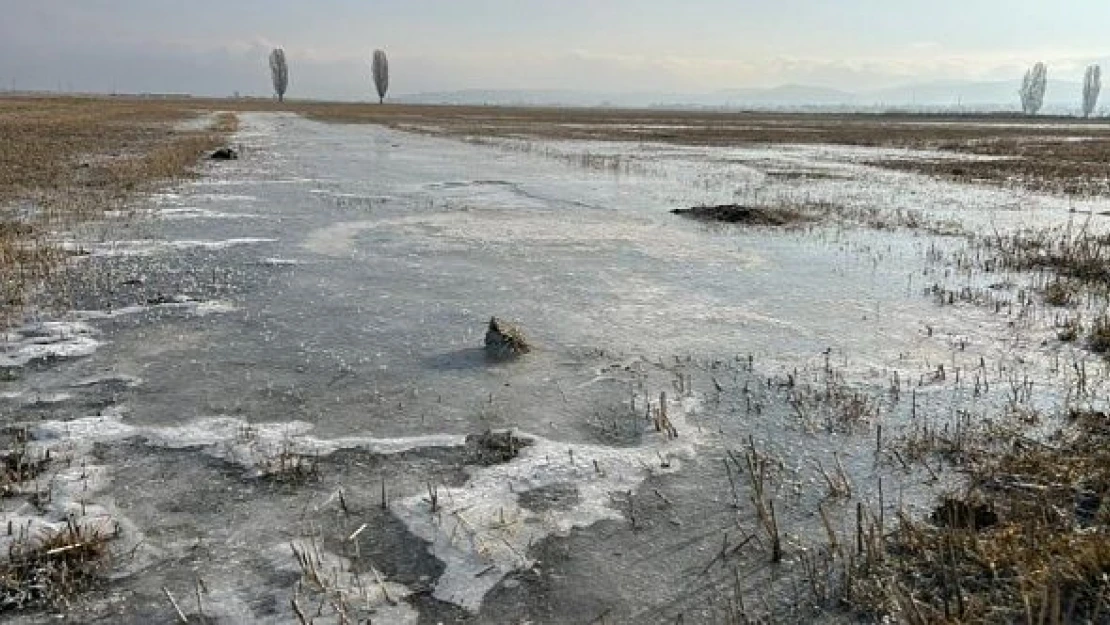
518, 482, 581, 514
464, 430, 532, 466
671, 204, 812, 227
763, 169, 849, 181
0, 427, 48, 496
929, 496, 998, 530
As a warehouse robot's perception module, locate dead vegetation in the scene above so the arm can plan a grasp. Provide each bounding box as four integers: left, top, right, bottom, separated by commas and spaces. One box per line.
671, 203, 814, 227
854, 409, 1110, 623
965, 223, 1110, 355
290, 101, 1110, 197
465, 429, 531, 466
0, 518, 117, 613
982, 224, 1110, 287
875, 136, 1110, 196
0, 96, 238, 324
484, 317, 531, 359
0, 428, 49, 496
0, 428, 114, 614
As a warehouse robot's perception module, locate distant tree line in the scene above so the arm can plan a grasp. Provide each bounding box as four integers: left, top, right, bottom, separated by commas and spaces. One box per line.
1018, 61, 1103, 118
263, 45, 1100, 116
266, 47, 390, 104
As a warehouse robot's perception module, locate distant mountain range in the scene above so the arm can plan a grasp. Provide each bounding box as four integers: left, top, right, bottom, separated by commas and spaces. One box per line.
400, 79, 1096, 114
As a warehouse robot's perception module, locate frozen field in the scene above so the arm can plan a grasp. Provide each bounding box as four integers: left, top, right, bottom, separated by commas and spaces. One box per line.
2, 113, 1108, 623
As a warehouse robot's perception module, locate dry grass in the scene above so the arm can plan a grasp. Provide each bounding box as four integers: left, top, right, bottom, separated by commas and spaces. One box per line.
0, 428, 48, 497
1087, 316, 1110, 353
988, 228, 1110, 287
290, 102, 1110, 196
289, 103, 1103, 148
855, 410, 1110, 623
876, 136, 1110, 196
5, 95, 1102, 205
0, 96, 238, 323
0, 519, 117, 613
0, 428, 113, 613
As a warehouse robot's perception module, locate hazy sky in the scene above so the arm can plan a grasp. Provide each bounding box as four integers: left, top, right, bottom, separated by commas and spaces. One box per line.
2, 1, 1109, 99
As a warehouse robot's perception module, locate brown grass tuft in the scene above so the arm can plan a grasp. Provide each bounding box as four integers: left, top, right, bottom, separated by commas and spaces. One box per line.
0, 519, 117, 612
857, 410, 1110, 623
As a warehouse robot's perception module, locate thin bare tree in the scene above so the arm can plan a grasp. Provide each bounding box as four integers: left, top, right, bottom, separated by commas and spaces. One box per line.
1019, 62, 1048, 115
1083, 64, 1101, 118
270, 48, 289, 102
372, 49, 389, 104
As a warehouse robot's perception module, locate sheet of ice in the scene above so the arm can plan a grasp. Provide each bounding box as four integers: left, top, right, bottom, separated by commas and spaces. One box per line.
267, 540, 418, 625
393, 394, 703, 611
74, 298, 238, 320
30, 413, 466, 477
0, 321, 101, 367
258, 257, 302, 266
25, 389, 702, 613
103, 207, 259, 220
61, 237, 277, 258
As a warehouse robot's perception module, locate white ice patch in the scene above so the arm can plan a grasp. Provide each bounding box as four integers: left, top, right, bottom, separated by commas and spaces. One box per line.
0, 436, 139, 579
63, 237, 277, 258
30, 414, 466, 478
259, 257, 303, 267
73, 374, 144, 388
185, 193, 260, 203
0, 321, 101, 367
0, 390, 72, 406
268, 540, 418, 625
25, 393, 704, 613
393, 395, 703, 612
103, 207, 259, 220
74, 298, 238, 320
302, 220, 377, 257
314, 212, 764, 266
20, 392, 73, 405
